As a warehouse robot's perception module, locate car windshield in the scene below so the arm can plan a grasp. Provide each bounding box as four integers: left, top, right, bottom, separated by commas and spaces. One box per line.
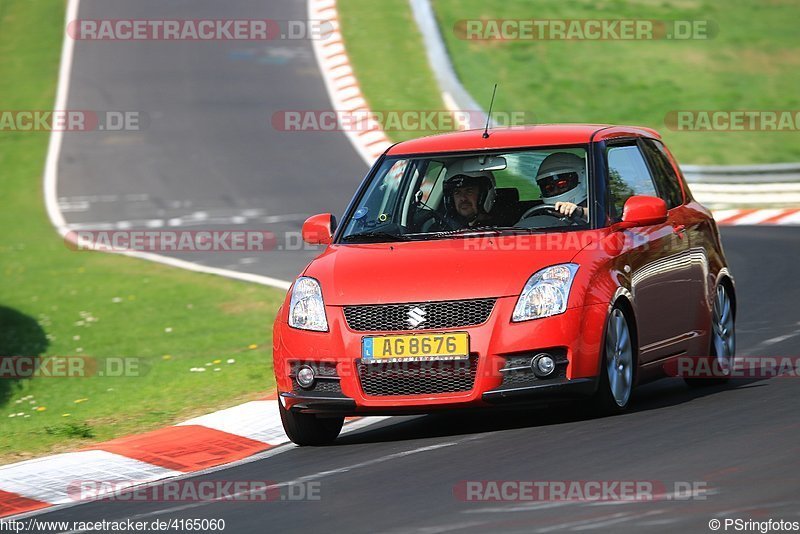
339, 147, 590, 243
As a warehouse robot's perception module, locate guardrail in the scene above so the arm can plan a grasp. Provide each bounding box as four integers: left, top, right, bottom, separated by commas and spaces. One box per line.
408, 0, 800, 209
682, 164, 800, 207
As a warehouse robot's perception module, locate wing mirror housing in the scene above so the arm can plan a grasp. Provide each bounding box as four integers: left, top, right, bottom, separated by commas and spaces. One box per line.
302, 213, 335, 245
615, 196, 668, 230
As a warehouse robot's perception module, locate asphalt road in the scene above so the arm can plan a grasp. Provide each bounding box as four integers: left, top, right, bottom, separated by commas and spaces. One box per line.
49, 0, 800, 532
59, 0, 367, 281
27, 226, 800, 533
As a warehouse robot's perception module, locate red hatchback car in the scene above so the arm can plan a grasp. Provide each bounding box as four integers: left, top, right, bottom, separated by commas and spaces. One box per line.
272, 124, 736, 445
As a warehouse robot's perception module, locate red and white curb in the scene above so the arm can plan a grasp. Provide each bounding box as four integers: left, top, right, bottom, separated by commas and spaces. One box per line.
309, 0, 392, 166
0, 394, 379, 519
712, 208, 800, 226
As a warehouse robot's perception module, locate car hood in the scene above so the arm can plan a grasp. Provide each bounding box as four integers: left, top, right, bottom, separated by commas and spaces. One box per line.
302, 233, 597, 305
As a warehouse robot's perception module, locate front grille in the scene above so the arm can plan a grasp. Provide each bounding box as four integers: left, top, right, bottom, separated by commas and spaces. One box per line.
343, 299, 495, 332
357, 355, 479, 396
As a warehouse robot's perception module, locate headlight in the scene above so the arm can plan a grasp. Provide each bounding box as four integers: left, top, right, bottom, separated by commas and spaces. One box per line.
288, 277, 328, 331
512, 264, 579, 322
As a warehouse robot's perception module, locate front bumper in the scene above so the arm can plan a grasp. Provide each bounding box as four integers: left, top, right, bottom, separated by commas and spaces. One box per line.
282, 377, 599, 415
273, 297, 607, 415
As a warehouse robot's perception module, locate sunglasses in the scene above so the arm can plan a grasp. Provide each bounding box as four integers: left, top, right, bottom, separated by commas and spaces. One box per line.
537, 171, 579, 197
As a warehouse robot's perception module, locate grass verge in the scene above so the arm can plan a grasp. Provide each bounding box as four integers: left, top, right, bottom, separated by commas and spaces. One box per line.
340, 0, 800, 164
0, 0, 284, 464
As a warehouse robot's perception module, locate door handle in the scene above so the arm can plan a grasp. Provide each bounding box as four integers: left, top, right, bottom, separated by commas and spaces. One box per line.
673, 224, 686, 238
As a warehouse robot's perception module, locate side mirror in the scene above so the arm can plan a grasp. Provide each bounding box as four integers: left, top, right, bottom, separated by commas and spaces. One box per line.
618, 196, 668, 229
302, 213, 335, 245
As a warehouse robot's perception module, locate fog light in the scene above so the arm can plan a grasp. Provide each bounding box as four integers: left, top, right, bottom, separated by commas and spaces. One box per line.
532, 354, 556, 377
296, 365, 316, 389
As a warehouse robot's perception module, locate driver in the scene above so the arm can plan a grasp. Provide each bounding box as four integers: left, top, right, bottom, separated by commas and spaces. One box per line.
535, 153, 588, 222
441, 172, 497, 229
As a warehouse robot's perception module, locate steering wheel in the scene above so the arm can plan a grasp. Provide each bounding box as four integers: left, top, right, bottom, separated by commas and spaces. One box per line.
417, 208, 459, 232
519, 204, 577, 225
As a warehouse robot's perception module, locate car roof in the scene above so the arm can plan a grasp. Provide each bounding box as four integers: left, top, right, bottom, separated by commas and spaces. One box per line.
385, 124, 662, 156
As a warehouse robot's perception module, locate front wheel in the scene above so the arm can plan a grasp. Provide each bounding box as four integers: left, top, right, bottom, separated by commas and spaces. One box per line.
590, 306, 635, 415
278, 400, 344, 446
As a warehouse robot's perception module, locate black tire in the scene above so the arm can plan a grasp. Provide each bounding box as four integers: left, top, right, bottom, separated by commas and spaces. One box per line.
685, 283, 735, 388
279, 400, 343, 446
589, 305, 635, 416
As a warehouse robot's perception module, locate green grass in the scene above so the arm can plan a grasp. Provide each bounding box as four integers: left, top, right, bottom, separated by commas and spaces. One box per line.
340, 0, 800, 165
338, 0, 447, 141
0, 0, 285, 464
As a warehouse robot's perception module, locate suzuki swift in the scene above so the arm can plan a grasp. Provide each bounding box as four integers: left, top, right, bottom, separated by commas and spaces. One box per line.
272, 124, 736, 445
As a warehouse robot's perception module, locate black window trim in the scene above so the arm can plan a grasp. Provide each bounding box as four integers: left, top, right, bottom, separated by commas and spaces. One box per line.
636, 137, 686, 209
602, 137, 660, 223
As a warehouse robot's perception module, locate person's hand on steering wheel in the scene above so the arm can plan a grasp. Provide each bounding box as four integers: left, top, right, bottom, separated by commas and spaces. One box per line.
518, 202, 585, 227
554, 202, 584, 218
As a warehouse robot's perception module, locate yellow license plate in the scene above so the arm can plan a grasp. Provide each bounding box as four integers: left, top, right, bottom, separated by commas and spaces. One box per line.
361, 332, 469, 362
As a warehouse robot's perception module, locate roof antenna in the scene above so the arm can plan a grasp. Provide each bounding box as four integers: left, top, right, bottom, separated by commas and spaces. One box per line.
482, 83, 498, 139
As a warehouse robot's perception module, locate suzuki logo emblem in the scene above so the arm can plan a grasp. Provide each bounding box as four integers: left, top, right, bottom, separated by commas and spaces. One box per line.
406, 306, 426, 327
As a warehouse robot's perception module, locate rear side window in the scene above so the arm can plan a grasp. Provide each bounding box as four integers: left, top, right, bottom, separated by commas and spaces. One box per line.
641, 139, 684, 209
606, 145, 657, 220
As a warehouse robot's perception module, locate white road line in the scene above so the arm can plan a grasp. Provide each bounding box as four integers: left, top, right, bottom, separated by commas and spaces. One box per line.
716, 501, 797, 517
43, 0, 79, 231
463, 501, 576, 513
588, 487, 718, 505
749, 329, 800, 351
759, 334, 796, 346
570, 510, 664, 531
636, 518, 680, 526
534, 512, 640, 533
57, 201, 90, 212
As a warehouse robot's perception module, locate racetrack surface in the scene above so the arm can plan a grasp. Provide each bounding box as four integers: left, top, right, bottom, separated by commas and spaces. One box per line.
58, 0, 367, 282
29, 228, 800, 533
47, 0, 800, 532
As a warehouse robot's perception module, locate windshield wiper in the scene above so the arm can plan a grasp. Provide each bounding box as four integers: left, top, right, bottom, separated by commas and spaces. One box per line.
434, 226, 537, 237
341, 231, 410, 243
